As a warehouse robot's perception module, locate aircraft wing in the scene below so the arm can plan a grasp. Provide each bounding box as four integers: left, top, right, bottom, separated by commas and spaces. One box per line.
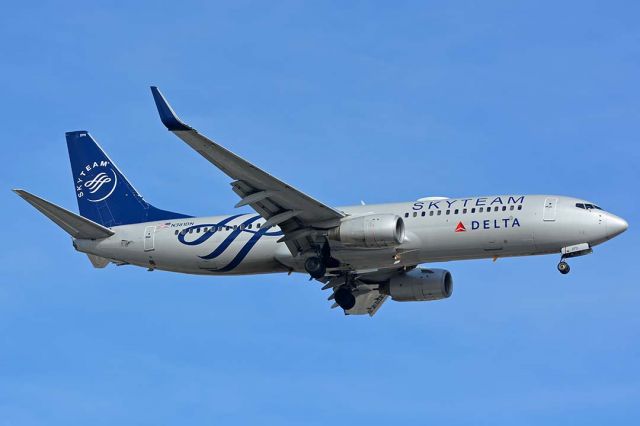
150, 87, 344, 255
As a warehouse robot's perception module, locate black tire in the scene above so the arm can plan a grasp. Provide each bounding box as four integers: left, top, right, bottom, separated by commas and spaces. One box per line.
334, 286, 356, 310
304, 256, 326, 278
557, 261, 570, 274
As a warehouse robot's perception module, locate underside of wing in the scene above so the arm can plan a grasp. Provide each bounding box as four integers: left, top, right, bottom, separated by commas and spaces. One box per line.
318, 268, 409, 316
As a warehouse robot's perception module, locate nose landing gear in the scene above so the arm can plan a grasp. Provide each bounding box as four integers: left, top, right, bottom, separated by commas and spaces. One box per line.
557, 260, 570, 274
557, 243, 593, 275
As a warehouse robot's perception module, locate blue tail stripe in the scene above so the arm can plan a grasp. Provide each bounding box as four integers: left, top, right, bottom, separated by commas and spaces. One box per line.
199, 215, 262, 260
215, 227, 270, 272
177, 214, 244, 246
176, 214, 284, 272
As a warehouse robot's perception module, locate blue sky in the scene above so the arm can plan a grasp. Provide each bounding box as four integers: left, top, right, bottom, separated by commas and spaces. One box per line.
1, 1, 639, 424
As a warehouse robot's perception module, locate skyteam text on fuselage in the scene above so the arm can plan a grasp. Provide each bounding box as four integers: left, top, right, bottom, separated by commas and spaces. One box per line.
14, 87, 629, 316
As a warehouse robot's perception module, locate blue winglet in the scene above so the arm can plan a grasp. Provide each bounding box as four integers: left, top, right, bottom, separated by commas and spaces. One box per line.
150, 86, 192, 131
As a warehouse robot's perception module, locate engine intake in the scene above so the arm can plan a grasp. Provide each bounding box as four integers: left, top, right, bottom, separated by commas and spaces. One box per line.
381, 268, 453, 302
328, 214, 405, 248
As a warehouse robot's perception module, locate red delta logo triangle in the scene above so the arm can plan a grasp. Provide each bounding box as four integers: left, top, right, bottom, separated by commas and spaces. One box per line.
455, 222, 467, 232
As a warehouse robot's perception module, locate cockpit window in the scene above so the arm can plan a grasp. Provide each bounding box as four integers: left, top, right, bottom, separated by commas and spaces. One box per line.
576, 203, 603, 210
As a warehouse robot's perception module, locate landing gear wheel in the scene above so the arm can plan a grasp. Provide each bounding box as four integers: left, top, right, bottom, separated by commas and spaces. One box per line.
334, 286, 356, 310
304, 256, 326, 279
557, 261, 570, 274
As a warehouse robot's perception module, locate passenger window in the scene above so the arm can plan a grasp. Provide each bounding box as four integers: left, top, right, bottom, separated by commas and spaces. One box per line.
494, 206, 499, 212
479, 207, 483, 213
257, 223, 261, 228
174, 230, 179, 235
517, 205, 523, 210
248, 224, 252, 229
463, 208, 467, 214
413, 212, 417, 218
454, 209, 459, 214
471, 208, 476, 213
502, 206, 507, 211
226, 226, 230, 231
404, 213, 409, 218
437, 210, 442, 216
233, 225, 237, 230
421, 211, 426, 217
446, 210, 450, 215
510, 205, 514, 211
189, 229, 193, 234
430, 211, 434, 216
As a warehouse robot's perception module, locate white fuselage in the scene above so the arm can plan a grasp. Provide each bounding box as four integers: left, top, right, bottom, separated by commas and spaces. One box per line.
74, 194, 626, 276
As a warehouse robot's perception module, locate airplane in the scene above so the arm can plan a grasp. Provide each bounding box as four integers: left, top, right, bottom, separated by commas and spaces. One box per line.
13, 87, 629, 316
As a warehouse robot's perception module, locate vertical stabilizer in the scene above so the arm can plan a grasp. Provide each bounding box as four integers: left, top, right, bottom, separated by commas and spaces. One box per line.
66, 131, 190, 227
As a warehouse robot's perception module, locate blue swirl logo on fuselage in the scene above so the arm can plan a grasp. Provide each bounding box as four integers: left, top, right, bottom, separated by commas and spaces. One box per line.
177, 214, 283, 272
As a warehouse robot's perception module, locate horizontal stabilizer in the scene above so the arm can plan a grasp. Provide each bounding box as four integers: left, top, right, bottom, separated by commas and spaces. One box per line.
13, 189, 115, 240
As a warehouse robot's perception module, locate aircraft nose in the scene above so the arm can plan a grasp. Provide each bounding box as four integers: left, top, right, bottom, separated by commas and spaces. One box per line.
606, 214, 628, 238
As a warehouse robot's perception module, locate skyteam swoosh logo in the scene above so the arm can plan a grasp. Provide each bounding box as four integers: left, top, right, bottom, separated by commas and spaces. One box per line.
177, 214, 283, 272
84, 172, 112, 193
75, 161, 118, 203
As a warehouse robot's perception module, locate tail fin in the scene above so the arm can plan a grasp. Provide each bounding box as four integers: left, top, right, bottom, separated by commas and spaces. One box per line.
66, 131, 190, 227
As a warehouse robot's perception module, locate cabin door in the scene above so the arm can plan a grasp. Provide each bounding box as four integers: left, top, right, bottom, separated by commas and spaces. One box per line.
144, 226, 156, 251
543, 198, 557, 221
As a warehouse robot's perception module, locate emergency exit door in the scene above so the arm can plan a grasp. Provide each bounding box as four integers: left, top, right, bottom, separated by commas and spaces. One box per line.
543, 198, 557, 221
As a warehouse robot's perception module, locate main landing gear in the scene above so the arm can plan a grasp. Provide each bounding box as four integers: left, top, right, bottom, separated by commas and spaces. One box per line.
304, 239, 340, 279
304, 256, 326, 279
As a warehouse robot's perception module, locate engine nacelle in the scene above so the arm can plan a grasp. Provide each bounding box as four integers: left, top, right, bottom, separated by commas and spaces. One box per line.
328, 214, 405, 248
382, 268, 453, 302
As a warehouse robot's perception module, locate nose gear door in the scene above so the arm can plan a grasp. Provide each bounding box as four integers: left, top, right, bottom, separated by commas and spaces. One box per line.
543, 197, 557, 221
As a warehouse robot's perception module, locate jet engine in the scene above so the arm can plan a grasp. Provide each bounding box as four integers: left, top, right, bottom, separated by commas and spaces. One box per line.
327, 214, 405, 248
381, 268, 453, 302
